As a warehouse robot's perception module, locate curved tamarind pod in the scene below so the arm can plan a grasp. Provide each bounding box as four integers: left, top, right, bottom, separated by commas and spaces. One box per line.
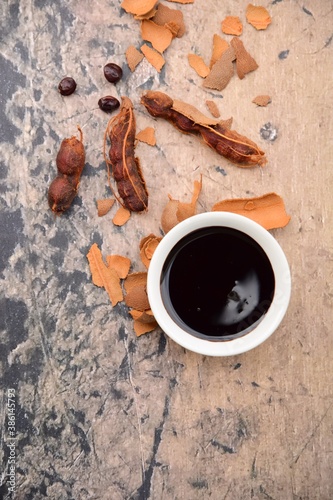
106, 97, 148, 212
141, 91, 266, 167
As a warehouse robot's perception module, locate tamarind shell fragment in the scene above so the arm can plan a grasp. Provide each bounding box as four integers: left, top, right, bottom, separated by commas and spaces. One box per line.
141, 91, 266, 167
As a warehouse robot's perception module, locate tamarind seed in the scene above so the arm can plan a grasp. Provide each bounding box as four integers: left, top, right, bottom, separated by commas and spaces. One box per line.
103, 63, 123, 83
98, 96, 120, 113
58, 77, 77, 96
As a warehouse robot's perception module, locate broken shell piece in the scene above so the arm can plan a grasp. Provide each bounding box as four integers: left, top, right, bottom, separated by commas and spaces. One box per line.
166, 0, 193, 4
134, 6, 157, 20
113, 206, 131, 226
206, 100, 220, 118
209, 34, 229, 68
252, 95, 271, 107
86, 243, 123, 306
140, 234, 162, 268
221, 16, 243, 36
121, 0, 158, 17
136, 127, 156, 146
161, 178, 202, 234
106, 255, 131, 279
97, 198, 115, 217
230, 37, 258, 80
141, 20, 174, 53
130, 308, 155, 323
212, 193, 291, 230
152, 3, 186, 37
133, 319, 159, 336
246, 4, 272, 30
188, 54, 210, 78
126, 45, 144, 72
161, 198, 180, 234
125, 284, 150, 311
124, 272, 148, 293
141, 44, 165, 72
203, 45, 236, 90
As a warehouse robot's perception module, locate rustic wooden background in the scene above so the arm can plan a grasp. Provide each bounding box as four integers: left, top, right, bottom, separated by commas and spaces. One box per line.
0, 0, 332, 499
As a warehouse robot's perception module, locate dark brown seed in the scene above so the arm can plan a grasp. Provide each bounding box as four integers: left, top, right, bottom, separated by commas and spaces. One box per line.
103, 63, 123, 83
58, 77, 77, 96
98, 96, 120, 113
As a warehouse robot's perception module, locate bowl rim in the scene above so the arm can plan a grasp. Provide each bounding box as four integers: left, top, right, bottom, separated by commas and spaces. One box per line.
147, 212, 291, 356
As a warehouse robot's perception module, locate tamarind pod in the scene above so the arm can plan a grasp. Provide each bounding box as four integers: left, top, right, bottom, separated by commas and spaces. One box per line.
48, 126, 85, 214
141, 92, 200, 134
141, 91, 266, 167
48, 176, 77, 214
141, 91, 173, 117
107, 97, 148, 212
168, 110, 200, 133
56, 135, 85, 180
200, 126, 266, 167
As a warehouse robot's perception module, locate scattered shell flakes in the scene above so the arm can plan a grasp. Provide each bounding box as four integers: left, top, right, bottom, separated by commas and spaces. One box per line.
152, 3, 185, 37
86, 243, 123, 306
141, 20, 174, 53
212, 193, 291, 230
209, 34, 229, 68
113, 206, 131, 226
130, 309, 155, 323
97, 198, 115, 217
125, 45, 144, 72
230, 37, 258, 80
166, 0, 194, 4
106, 255, 131, 279
136, 127, 157, 146
141, 44, 165, 72
246, 4, 272, 30
188, 54, 210, 78
134, 6, 157, 20
161, 177, 202, 233
124, 272, 148, 294
221, 16, 243, 36
140, 234, 161, 268
121, 0, 158, 17
133, 319, 159, 336
206, 100, 220, 118
203, 45, 236, 91
252, 95, 271, 106
161, 199, 179, 234
125, 285, 150, 311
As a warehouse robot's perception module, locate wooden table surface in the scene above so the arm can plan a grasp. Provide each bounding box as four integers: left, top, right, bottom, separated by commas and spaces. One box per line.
0, 1, 332, 499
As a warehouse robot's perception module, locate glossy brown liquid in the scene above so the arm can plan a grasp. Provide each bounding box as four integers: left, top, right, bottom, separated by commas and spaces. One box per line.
160, 227, 275, 341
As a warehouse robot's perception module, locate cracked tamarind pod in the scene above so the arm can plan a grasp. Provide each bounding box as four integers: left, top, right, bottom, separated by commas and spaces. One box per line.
48, 126, 85, 214
141, 91, 267, 167
105, 96, 148, 212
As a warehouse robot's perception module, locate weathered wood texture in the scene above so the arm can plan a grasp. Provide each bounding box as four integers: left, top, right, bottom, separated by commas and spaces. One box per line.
0, 1, 332, 499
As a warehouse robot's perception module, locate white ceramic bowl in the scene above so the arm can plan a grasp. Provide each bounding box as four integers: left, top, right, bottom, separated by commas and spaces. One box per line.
147, 212, 291, 356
